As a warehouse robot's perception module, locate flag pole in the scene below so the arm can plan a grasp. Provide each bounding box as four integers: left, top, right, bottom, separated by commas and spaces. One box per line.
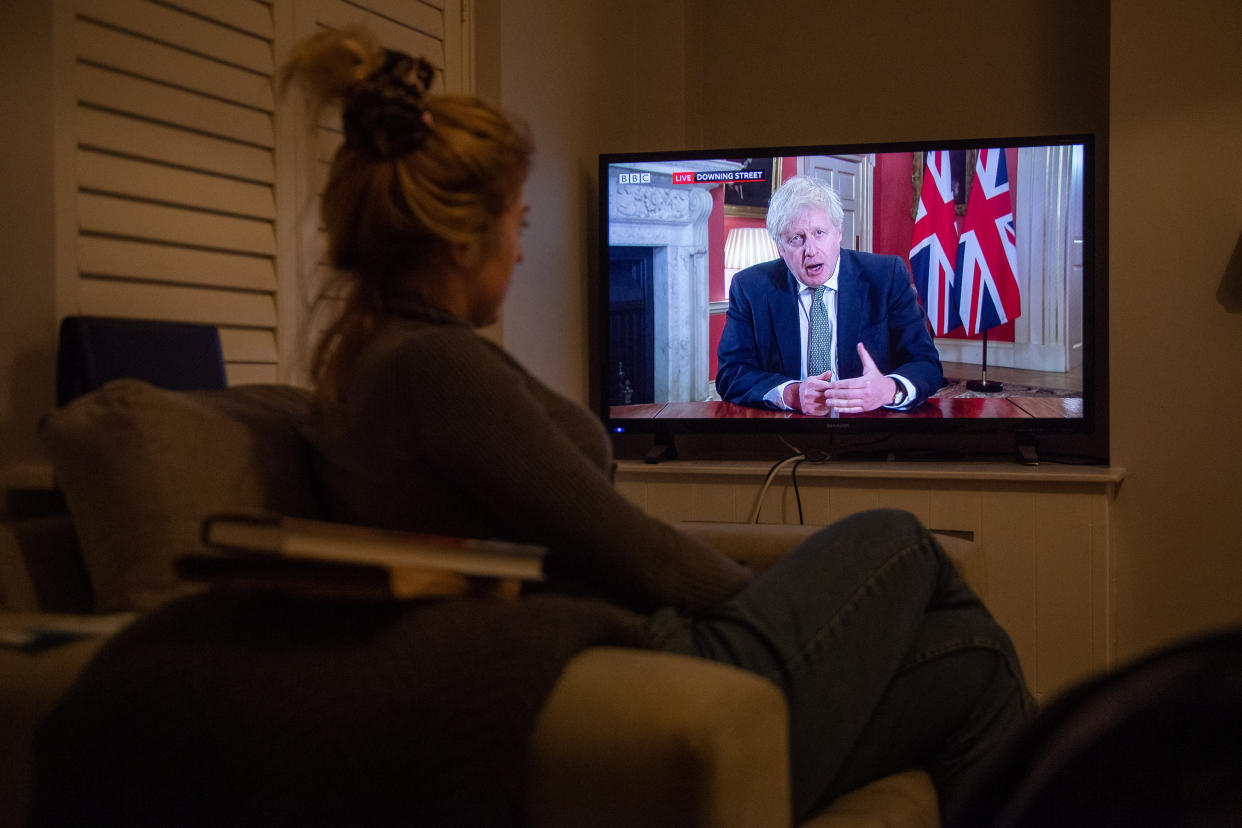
966, 330, 1005, 392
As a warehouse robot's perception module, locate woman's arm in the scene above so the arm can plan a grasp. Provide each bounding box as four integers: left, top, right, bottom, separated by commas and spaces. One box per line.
349, 326, 753, 613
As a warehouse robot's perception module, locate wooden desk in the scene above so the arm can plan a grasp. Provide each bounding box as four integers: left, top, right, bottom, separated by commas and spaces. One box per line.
613, 397, 1083, 420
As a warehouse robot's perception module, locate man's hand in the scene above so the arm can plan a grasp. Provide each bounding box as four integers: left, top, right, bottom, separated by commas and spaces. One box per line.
822, 343, 898, 413
784, 372, 834, 416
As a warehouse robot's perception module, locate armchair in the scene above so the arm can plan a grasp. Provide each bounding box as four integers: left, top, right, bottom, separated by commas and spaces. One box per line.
2, 379, 950, 827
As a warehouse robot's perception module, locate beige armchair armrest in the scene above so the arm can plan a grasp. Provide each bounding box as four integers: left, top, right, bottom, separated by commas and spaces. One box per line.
677, 521, 822, 572
527, 646, 791, 828
535, 520, 966, 828
680, 520, 986, 598
800, 770, 939, 828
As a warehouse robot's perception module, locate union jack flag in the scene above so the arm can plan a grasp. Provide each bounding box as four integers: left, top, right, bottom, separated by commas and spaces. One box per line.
955, 148, 1021, 335
910, 151, 962, 336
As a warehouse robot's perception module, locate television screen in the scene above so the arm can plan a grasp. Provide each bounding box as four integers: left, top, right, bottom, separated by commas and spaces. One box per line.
595, 135, 1107, 464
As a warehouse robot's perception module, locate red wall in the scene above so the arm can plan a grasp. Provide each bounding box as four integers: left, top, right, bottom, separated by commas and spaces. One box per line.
873, 151, 916, 261
709, 211, 766, 378
712, 214, 767, 302
707, 185, 726, 302
709, 312, 726, 380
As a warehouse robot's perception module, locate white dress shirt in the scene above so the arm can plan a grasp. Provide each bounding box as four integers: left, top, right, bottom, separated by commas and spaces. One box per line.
765, 260, 915, 411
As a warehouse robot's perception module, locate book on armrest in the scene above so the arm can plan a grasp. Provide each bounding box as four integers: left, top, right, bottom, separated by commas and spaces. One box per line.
177, 514, 546, 601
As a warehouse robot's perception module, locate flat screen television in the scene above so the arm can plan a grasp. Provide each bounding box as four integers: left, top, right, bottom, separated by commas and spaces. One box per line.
594, 134, 1107, 465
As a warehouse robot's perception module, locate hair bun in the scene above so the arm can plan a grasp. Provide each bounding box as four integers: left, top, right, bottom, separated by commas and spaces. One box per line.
342, 49, 436, 160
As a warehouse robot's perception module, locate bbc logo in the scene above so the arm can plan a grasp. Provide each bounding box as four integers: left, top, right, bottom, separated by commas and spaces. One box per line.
618, 172, 651, 184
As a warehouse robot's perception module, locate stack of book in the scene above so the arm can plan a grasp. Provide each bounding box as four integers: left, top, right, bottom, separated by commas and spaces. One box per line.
178, 514, 546, 601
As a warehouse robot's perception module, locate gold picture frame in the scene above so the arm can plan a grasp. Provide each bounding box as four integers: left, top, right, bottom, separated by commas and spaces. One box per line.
723, 157, 784, 218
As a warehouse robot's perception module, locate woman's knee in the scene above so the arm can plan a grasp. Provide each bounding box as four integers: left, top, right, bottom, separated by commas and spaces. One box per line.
785, 509, 945, 605
823, 508, 930, 550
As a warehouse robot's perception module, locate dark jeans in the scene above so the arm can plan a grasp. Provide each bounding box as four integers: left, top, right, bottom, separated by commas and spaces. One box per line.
649, 508, 1035, 822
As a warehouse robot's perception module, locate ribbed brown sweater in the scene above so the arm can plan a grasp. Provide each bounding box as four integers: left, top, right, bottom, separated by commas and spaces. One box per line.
309, 298, 754, 617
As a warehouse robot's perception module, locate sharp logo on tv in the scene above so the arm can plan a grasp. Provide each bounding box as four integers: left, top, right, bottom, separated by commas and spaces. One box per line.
618, 172, 651, 184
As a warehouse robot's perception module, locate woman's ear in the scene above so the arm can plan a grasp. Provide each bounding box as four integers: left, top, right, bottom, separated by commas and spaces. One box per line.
449, 240, 480, 270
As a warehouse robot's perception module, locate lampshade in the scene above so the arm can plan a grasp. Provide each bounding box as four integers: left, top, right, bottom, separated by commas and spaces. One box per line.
723, 227, 779, 295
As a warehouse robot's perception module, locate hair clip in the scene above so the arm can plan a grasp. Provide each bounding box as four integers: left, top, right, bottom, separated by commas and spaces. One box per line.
342, 48, 436, 161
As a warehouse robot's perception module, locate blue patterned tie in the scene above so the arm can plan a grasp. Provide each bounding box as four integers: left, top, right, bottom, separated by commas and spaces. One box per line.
808, 285, 832, 377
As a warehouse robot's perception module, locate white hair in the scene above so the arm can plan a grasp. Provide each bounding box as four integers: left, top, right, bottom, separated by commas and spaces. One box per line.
765, 176, 844, 242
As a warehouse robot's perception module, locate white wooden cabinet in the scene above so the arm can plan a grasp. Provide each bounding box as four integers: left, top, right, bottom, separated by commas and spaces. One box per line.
615, 459, 1125, 703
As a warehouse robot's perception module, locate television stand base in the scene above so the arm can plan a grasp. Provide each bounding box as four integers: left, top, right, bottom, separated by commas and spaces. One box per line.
644, 435, 677, 464
1015, 443, 1040, 466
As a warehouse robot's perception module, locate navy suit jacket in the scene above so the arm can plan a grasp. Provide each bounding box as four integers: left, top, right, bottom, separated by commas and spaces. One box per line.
715, 250, 944, 410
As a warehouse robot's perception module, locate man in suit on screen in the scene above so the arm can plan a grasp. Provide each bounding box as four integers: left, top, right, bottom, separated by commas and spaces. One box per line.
716, 176, 944, 416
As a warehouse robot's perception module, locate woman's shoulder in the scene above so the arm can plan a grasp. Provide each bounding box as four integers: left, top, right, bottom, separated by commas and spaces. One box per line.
366, 316, 510, 374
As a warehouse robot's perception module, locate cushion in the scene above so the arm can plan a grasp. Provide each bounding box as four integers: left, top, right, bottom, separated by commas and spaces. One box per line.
800, 769, 938, 827
39, 379, 321, 612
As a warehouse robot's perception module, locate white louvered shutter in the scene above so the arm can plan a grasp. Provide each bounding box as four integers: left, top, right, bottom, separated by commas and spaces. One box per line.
61, 0, 470, 385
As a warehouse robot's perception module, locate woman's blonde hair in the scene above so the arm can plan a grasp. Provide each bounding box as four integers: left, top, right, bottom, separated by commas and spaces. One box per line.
281, 28, 533, 401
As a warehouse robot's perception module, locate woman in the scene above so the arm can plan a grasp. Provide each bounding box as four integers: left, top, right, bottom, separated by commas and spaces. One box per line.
283, 29, 1033, 823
